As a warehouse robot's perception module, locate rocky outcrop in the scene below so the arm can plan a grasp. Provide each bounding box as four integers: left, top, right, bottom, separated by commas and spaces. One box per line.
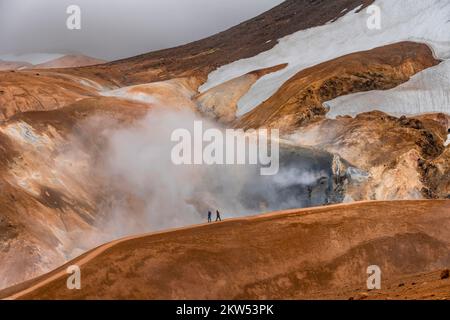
290, 111, 449, 201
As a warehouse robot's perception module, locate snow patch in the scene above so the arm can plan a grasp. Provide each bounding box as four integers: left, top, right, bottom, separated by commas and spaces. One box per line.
325, 61, 450, 118
200, 0, 450, 116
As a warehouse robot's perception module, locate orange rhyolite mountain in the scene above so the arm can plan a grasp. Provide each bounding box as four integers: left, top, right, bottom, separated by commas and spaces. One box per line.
0, 0, 449, 300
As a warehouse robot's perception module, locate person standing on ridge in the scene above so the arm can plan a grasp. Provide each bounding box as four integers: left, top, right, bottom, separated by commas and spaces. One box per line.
208, 211, 212, 223
216, 210, 222, 222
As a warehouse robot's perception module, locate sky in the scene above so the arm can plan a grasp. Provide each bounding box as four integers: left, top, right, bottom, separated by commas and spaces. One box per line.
0, 0, 284, 62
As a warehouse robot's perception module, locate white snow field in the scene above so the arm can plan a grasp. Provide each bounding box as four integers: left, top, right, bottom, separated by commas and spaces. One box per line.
199, 0, 450, 117
325, 61, 450, 118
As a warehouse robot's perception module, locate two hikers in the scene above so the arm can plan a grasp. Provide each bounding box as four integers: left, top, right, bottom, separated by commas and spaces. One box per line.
208, 210, 221, 223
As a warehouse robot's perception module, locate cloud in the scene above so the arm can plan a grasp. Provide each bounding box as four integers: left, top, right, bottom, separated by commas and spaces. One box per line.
0, 0, 284, 60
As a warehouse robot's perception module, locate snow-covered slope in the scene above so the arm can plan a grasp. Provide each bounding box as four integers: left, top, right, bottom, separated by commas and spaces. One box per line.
325, 61, 450, 118
199, 0, 450, 116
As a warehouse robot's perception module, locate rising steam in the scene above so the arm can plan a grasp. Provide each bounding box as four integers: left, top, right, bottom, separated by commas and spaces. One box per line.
65, 107, 335, 249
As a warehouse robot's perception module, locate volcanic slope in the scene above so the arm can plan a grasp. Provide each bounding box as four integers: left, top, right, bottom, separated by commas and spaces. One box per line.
0, 0, 374, 120
202, 0, 450, 116
1, 200, 449, 300
0, 98, 152, 289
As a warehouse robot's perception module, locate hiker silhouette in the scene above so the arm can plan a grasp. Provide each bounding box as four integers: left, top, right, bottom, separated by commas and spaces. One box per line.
208, 211, 212, 223
216, 210, 222, 222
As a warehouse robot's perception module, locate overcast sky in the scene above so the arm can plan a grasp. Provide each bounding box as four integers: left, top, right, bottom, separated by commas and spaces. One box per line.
0, 0, 283, 61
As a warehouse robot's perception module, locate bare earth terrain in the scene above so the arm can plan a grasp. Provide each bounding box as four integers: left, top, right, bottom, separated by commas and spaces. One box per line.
1, 200, 449, 300
0, 0, 449, 300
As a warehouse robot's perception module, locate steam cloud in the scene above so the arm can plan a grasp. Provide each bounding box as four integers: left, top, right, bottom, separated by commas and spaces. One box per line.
65, 107, 335, 249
